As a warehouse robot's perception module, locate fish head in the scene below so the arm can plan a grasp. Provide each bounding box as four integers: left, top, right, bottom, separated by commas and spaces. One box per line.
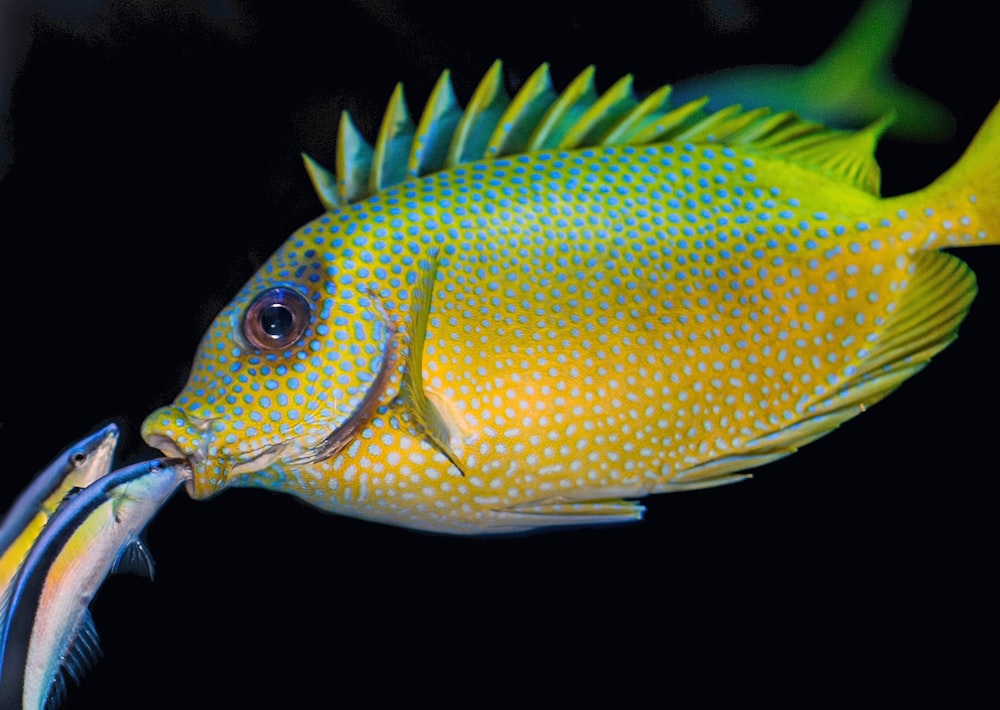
57, 422, 120, 489
141, 216, 399, 500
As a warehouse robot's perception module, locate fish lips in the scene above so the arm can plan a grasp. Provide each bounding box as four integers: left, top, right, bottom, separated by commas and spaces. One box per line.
141, 406, 310, 499
141, 406, 227, 500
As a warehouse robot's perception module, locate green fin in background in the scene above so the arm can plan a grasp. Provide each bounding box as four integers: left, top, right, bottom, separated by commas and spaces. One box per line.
671, 0, 954, 142
304, 57, 898, 209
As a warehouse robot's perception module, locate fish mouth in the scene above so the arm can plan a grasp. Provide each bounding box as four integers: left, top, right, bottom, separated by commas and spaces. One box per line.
141, 406, 296, 499
141, 407, 226, 500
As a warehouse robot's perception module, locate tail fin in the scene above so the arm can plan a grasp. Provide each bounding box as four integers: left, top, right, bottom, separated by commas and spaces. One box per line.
672, 0, 954, 142
907, 101, 1000, 249
804, 0, 954, 141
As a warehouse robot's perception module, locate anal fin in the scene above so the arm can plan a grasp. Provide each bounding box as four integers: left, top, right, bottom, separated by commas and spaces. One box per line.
48, 608, 102, 710
486, 498, 645, 533
809, 250, 976, 416
657, 251, 976, 492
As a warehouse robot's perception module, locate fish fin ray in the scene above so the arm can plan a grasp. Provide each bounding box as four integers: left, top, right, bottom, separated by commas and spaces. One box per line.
619, 95, 708, 145
0, 577, 12, 635
398, 250, 464, 475
735, 111, 892, 195
302, 152, 339, 211
690, 252, 976, 471
484, 63, 557, 157
524, 65, 598, 150
558, 73, 638, 149
111, 536, 156, 579
810, 251, 976, 416
601, 83, 673, 144
486, 498, 644, 532
335, 111, 374, 204
446, 59, 510, 165
658, 471, 753, 492
314, 62, 902, 204
370, 83, 416, 194
47, 608, 102, 710
408, 69, 463, 176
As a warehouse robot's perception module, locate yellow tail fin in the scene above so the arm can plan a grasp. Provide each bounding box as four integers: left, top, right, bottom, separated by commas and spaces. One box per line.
904, 100, 1000, 250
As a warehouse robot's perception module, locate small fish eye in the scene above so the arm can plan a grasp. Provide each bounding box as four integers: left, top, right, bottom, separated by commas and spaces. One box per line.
242, 287, 311, 351
70, 450, 88, 466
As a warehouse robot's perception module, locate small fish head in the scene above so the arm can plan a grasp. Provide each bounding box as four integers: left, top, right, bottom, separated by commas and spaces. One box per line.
60, 422, 120, 488
141, 219, 398, 500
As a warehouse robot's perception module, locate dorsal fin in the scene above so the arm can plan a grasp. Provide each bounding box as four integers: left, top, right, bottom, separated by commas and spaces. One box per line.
306, 61, 893, 208
336, 111, 374, 205
408, 69, 464, 176
484, 63, 557, 157
370, 83, 416, 194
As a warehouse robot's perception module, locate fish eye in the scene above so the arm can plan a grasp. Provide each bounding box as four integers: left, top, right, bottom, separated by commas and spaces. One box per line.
242, 287, 311, 351
69, 450, 88, 466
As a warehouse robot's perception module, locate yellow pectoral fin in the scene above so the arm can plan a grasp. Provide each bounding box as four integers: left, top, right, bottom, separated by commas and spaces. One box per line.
397, 249, 465, 475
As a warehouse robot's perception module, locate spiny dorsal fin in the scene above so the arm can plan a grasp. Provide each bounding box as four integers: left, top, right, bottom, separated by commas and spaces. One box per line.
306, 61, 892, 208
526, 64, 598, 150
370, 83, 416, 194
485, 63, 557, 157
446, 59, 510, 165
336, 111, 374, 205
408, 69, 464, 176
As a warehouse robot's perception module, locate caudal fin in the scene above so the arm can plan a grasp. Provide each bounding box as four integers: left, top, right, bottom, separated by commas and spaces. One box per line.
909, 100, 1000, 249
672, 0, 954, 141
805, 0, 954, 141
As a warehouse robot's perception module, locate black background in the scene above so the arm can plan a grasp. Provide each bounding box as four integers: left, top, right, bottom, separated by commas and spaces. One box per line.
1, 0, 997, 704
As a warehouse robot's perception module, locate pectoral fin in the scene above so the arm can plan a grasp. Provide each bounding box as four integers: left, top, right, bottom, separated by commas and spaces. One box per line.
397, 250, 465, 476
111, 537, 155, 579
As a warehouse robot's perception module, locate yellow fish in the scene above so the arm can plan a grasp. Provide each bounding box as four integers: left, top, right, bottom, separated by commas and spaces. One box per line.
142, 62, 1000, 534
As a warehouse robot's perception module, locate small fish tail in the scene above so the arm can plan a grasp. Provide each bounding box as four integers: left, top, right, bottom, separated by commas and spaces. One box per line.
908, 100, 1000, 250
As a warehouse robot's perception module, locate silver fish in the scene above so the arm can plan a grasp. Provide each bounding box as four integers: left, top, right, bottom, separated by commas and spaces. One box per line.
0, 458, 189, 710
0, 424, 119, 595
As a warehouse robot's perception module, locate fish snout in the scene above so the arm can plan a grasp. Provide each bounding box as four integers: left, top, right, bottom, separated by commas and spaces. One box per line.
141, 406, 226, 500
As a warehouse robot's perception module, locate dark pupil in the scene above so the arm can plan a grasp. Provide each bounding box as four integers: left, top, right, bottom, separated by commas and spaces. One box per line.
261, 304, 293, 338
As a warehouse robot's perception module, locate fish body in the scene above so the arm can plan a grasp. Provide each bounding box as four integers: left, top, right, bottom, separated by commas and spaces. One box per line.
0, 424, 119, 594
142, 62, 1000, 534
0, 458, 188, 710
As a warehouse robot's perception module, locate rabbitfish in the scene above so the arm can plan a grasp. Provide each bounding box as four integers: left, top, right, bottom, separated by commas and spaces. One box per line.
142, 62, 1000, 534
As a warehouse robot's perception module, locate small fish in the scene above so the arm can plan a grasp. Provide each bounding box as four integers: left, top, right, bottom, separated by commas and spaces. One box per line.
672, 0, 954, 141
0, 424, 119, 595
0, 458, 188, 710
142, 61, 999, 534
